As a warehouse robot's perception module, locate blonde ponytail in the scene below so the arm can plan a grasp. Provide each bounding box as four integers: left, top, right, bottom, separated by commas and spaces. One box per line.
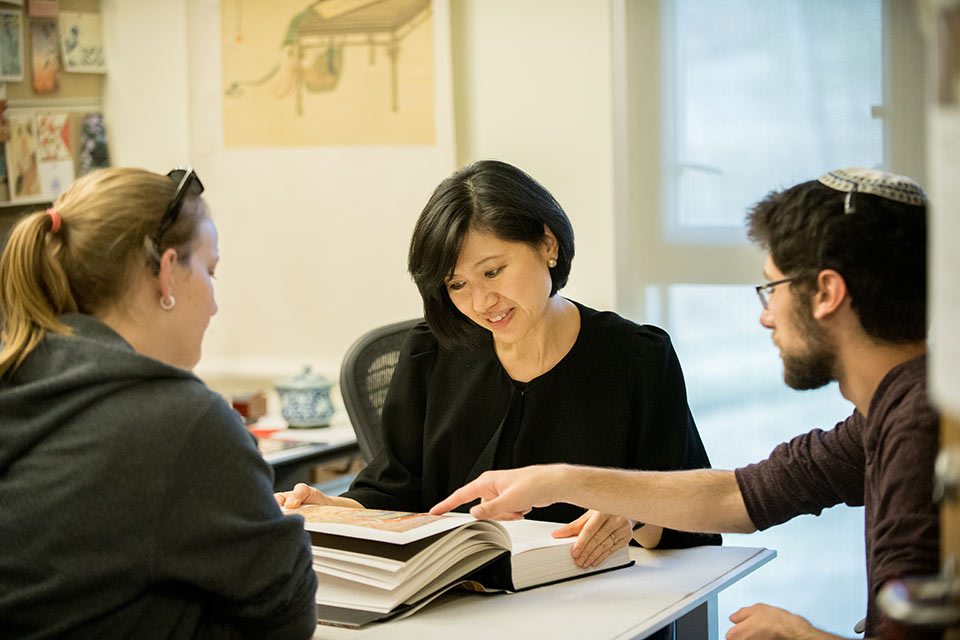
0, 210, 77, 377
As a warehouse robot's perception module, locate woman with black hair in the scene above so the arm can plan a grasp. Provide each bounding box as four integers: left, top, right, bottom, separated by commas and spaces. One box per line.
278, 160, 719, 567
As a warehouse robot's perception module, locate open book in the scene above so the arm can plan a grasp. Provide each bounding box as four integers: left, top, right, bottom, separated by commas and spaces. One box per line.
287, 505, 634, 628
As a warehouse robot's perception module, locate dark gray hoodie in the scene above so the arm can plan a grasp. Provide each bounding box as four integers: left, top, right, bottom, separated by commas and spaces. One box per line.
0, 314, 317, 639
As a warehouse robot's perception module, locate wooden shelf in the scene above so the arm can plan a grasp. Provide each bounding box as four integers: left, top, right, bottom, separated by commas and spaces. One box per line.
0, 196, 52, 209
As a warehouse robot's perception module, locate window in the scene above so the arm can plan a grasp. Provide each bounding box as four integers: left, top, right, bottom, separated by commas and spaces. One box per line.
615, 0, 922, 635
662, 0, 883, 241
664, 286, 864, 636
655, 1, 885, 634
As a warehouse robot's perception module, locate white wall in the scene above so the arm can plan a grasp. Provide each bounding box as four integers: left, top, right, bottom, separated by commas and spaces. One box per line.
101, 1, 619, 386
101, 0, 191, 170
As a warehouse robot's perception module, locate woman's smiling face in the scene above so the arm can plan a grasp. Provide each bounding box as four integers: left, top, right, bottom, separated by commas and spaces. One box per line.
444, 227, 557, 345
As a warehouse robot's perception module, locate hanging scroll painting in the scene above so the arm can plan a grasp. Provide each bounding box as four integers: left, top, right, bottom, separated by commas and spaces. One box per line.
221, 0, 436, 146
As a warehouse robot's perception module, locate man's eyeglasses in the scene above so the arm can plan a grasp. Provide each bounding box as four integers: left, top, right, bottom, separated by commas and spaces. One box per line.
755, 277, 797, 310
154, 167, 204, 249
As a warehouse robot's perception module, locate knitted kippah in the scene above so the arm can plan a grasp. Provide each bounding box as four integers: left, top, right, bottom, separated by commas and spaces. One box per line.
818, 168, 927, 209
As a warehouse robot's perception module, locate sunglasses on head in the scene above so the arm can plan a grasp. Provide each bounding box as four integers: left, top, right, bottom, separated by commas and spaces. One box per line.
154, 167, 204, 249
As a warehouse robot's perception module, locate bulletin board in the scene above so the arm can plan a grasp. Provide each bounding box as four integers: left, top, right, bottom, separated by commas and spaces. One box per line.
3, 0, 103, 102
0, 0, 108, 240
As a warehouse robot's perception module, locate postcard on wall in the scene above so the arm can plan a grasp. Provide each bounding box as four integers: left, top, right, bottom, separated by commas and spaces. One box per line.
59, 11, 106, 74
74, 112, 109, 176
36, 112, 73, 199
6, 113, 42, 201
0, 9, 24, 82
31, 19, 60, 93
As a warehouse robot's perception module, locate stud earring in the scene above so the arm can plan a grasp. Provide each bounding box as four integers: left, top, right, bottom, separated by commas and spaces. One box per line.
160, 295, 176, 310
547, 258, 557, 268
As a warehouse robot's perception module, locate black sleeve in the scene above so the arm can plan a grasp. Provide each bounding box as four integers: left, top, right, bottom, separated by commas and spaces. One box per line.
155, 398, 317, 639
631, 326, 721, 549
341, 324, 437, 512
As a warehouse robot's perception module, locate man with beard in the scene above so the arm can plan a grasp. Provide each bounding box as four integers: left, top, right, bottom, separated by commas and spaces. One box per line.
431, 168, 940, 640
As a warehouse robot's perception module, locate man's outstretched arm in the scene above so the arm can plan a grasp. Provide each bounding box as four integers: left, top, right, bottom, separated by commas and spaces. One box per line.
431, 463, 756, 534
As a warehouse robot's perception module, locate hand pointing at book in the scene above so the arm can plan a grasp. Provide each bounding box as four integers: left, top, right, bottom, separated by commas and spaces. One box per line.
431, 466, 643, 567
431, 465, 565, 520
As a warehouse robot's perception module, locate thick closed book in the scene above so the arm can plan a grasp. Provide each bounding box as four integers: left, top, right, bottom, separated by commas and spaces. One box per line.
285, 505, 634, 627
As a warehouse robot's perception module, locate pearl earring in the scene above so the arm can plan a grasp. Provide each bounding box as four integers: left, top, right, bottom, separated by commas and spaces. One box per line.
160, 295, 176, 310
548, 258, 557, 268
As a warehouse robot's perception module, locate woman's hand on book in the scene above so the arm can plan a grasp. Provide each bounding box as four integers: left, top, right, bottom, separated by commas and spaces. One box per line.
551, 510, 632, 568
274, 483, 363, 509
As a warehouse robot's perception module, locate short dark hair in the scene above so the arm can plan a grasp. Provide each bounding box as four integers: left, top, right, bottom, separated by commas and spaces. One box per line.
746, 180, 927, 343
408, 160, 575, 347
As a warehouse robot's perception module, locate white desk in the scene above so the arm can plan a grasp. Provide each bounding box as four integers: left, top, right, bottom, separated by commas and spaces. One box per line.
313, 545, 776, 640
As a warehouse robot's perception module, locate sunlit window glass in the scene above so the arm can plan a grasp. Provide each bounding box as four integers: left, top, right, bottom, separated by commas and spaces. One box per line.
666, 284, 865, 636
666, 0, 883, 230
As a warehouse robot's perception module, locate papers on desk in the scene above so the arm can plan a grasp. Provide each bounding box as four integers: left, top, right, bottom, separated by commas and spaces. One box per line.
251, 412, 356, 446
266, 424, 356, 445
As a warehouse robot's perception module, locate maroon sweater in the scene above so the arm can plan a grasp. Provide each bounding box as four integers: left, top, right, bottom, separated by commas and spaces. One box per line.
735, 355, 940, 637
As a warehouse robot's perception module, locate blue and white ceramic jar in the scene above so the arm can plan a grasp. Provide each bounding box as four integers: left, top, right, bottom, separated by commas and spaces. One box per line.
275, 366, 335, 428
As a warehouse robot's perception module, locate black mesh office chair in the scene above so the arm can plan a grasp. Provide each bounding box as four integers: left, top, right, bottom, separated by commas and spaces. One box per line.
339, 318, 422, 464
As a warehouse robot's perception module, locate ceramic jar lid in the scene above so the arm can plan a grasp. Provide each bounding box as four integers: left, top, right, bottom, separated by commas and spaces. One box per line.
276, 366, 332, 391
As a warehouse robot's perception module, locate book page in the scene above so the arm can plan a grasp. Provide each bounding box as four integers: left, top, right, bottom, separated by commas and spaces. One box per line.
501, 518, 571, 554
287, 505, 484, 544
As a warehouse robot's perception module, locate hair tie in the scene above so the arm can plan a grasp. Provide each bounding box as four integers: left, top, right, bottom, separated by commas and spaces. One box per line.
47, 207, 61, 234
